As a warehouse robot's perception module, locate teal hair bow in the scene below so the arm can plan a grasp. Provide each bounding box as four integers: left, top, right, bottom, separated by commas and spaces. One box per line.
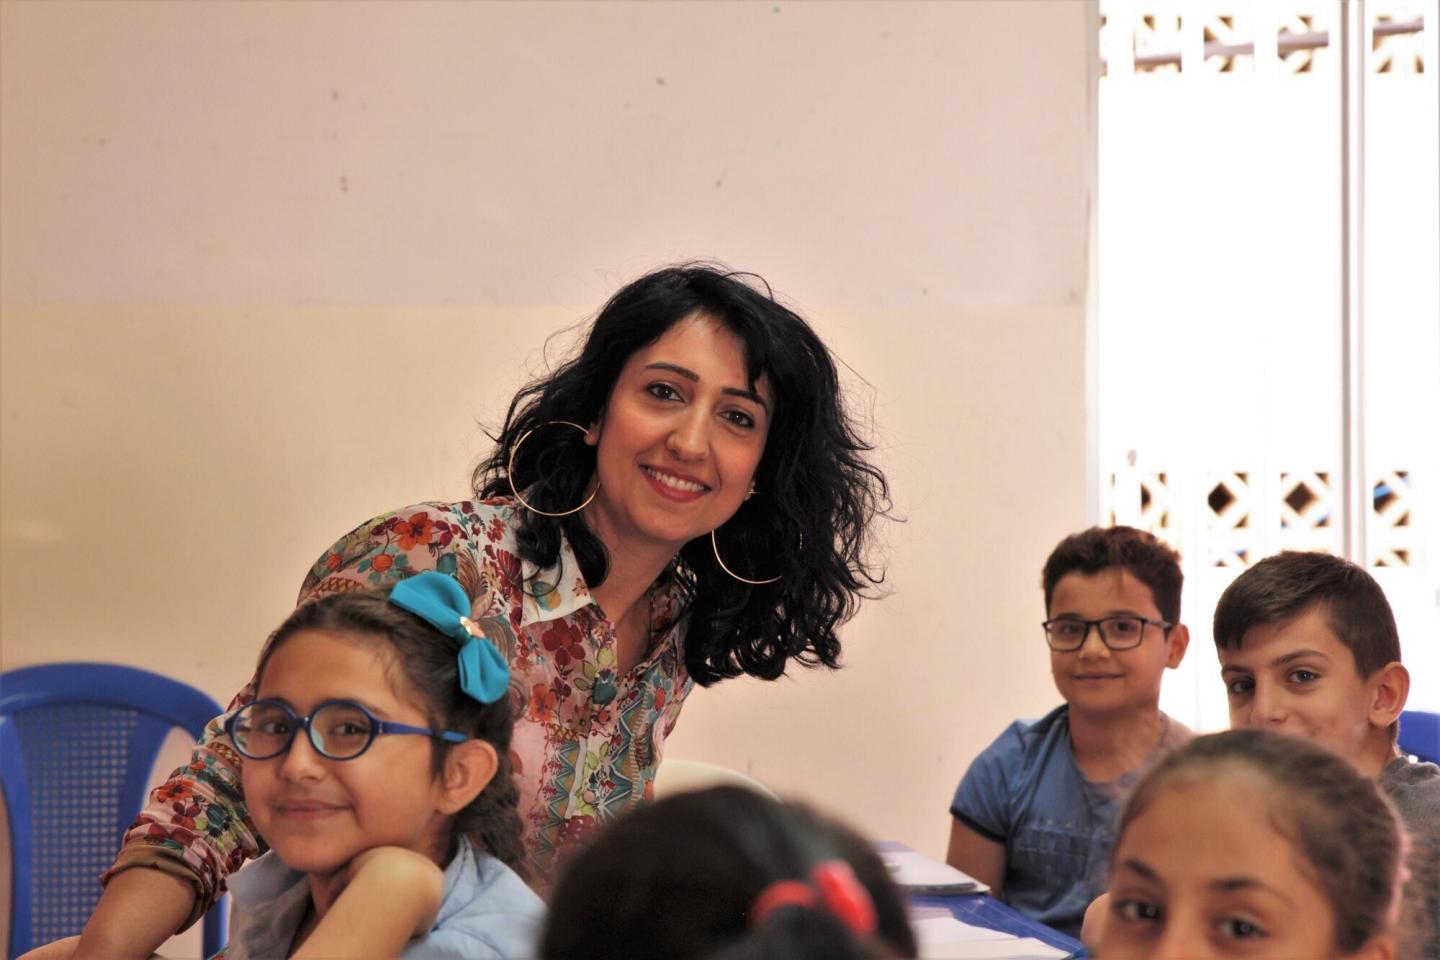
389, 571, 510, 705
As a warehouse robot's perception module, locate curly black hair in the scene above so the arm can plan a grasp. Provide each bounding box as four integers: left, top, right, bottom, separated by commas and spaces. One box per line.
471, 263, 890, 685
1042, 525, 1183, 625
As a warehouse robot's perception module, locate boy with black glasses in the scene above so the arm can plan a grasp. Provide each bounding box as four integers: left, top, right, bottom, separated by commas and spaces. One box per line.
945, 526, 1191, 937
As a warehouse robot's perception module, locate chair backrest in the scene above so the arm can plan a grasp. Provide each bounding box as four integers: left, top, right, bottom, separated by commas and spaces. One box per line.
0, 662, 228, 958
653, 758, 779, 800
1399, 709, 1440, 765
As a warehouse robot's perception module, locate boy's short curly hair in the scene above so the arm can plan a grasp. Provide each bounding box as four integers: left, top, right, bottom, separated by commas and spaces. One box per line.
1041, 526, 1183, 624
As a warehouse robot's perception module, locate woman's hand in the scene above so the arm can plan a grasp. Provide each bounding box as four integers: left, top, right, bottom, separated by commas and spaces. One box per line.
292, 847, 445, 958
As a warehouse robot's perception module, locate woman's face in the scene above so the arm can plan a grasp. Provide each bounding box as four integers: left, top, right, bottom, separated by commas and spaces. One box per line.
584, 313, 772, 562
1100, 773, 1370, 960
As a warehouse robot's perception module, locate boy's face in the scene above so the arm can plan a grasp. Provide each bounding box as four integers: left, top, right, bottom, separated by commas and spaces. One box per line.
1047, 568, 1187, 716
1218, 605, 1381, 768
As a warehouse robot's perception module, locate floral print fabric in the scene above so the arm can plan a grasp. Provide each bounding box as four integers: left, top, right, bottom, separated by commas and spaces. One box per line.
109, 497, 692, 910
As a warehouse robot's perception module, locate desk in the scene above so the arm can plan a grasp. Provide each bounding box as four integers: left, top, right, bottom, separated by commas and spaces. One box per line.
909, 892, 1084, 956
875, 842, 1085, 957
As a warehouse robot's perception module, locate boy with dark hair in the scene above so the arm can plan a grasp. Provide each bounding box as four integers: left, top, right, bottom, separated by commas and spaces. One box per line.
945, 526, 1191, 937
1213, 550, 1439, 958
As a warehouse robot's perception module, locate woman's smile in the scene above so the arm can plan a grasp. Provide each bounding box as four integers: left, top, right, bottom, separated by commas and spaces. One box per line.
641, 465, 710, 499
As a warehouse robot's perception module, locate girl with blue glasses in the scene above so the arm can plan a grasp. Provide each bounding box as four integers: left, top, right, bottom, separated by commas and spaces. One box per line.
216, 572, 542, 960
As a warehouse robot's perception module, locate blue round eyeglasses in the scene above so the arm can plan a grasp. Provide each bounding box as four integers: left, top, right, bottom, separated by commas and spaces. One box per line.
224, 698, 468, 761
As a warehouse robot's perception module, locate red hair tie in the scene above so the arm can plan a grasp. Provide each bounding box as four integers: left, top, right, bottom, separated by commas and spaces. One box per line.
750, 861, 877, 936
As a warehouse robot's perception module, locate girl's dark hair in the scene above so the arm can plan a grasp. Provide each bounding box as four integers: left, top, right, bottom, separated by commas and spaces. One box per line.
541, 786, 917, 960
1116, 729, 1402, 954
255, 586, 527, 879
472, 263, 890, 686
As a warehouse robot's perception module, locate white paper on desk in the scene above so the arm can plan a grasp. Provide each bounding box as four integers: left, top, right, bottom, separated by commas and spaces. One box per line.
913, 917, 1069, 959
882, 849, 990, 894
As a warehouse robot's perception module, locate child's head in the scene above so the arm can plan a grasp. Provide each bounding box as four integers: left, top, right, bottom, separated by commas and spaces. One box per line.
235, 573, 524, 882
1212, 551, 1409, 771
1040, 527, 1188, 715
1101, 728, 1402, 960
541, 785, 917, 960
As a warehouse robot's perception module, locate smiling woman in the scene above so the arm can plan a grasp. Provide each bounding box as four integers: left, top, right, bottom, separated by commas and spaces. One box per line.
473, 264, 888, 685
57, 263, 890, 959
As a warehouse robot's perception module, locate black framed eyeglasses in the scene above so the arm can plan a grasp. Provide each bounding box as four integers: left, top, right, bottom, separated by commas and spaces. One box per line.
224, 698, 468, 761
1041, 616, 1173, 652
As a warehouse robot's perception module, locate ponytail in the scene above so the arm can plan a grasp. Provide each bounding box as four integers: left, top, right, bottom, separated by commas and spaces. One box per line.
541, 786, 916, 960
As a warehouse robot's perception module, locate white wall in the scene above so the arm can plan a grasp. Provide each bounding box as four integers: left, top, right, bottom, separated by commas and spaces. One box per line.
1, 0, 1092, 859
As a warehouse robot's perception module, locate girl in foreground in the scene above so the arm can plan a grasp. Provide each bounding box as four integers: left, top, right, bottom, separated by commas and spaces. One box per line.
1098, 728, 1403, 959
70, 264, 887, 956
220, 573, 542, 958
541, 785, 917, 960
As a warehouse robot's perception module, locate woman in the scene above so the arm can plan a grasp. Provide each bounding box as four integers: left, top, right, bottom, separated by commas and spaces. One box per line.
71, 264, 889, 956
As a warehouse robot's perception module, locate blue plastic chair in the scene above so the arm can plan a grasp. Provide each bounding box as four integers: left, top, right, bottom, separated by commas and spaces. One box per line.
1399, 709, 1440, 764
0, 662, 229, 958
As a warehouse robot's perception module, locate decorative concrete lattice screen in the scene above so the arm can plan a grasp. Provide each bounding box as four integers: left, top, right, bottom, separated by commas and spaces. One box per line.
1096, 0, 1440, 725
1099, 2, 1426, 75
1103, 466, 1420, 569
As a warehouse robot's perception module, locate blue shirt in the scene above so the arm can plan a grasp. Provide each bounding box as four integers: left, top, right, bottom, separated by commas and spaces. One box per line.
220, 839, 544, 959
950, 704, 1156, 938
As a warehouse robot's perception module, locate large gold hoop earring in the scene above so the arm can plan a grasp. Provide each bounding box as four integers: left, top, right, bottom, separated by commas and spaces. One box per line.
507, 420, 600, 517
710, 527, 783, 586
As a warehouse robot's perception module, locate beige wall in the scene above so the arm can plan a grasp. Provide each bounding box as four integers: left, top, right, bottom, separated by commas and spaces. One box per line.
1, 0, 1093, 860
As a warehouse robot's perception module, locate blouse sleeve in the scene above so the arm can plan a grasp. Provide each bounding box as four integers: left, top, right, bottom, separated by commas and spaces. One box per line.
103, 683, 260, 930
105, 501, 493, 928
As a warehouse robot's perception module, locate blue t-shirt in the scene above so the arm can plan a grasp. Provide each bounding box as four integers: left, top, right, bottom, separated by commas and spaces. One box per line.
950, 704, 1153, 938
219, 838, 544, 959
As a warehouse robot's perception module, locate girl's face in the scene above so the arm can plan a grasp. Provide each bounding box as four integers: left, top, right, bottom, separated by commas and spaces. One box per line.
585, 313, 772, 560
1101, 773, 1363, 959
241, 629, 450, 882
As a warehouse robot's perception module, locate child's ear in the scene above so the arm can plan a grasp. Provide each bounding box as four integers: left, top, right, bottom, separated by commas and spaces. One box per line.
1164, 623, 1190, 669
1366, 661, 1410, 730
1352, 933, 1397, 960
436, 740, 499, 815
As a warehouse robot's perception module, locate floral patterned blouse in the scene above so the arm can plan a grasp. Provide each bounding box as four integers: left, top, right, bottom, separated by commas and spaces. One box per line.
106, 497, 692, 920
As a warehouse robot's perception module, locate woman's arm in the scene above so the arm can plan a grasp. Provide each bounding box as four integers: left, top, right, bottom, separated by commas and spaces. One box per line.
72, 869, 197, 959
89, 686, 261, 949
292, 848, 444, 960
